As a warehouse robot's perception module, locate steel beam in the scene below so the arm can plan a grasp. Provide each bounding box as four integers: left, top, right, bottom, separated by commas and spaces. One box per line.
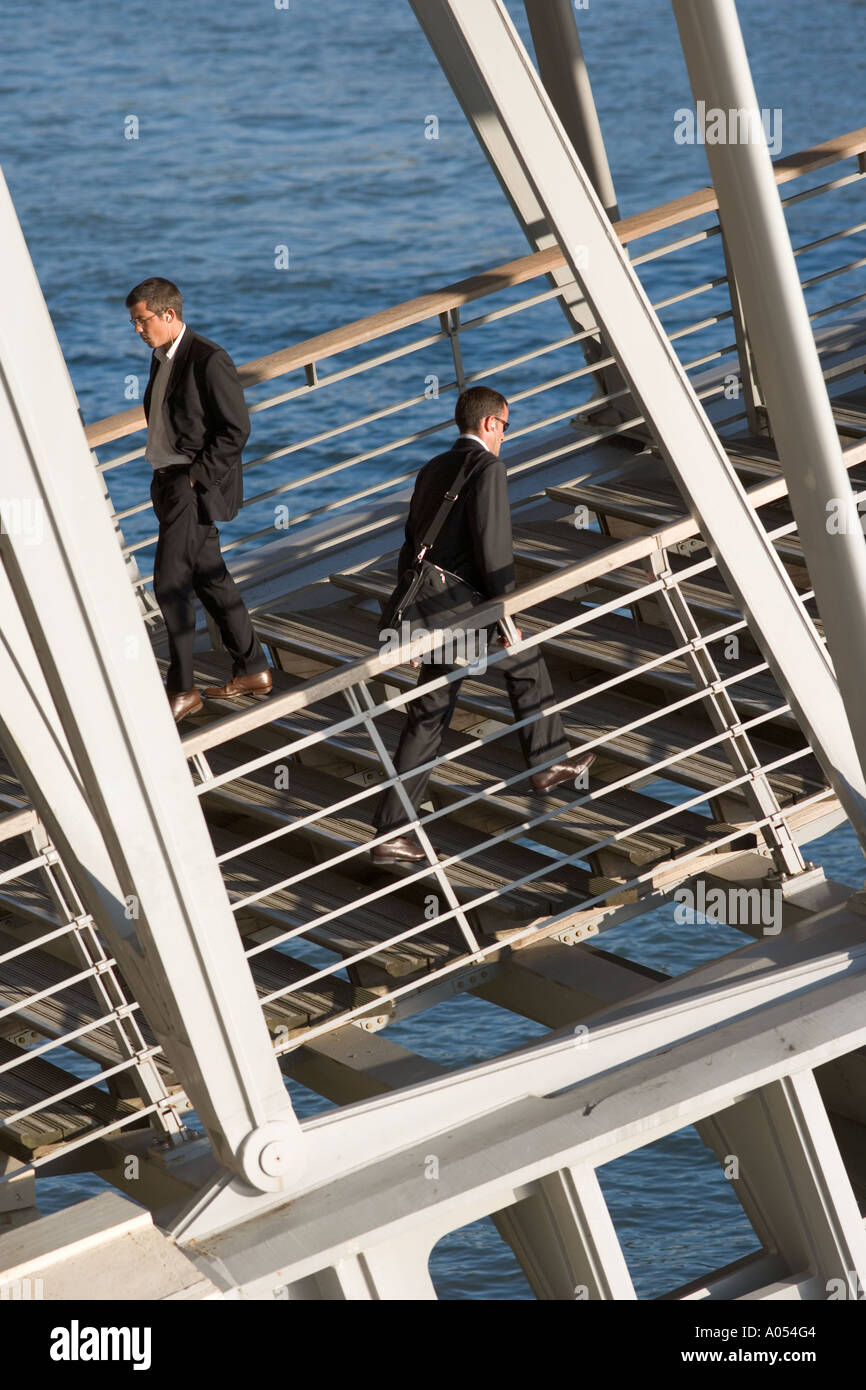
496, 1163, 636, 1299
672, 0, 866, 834
409, 0, 624, 408
174, 960, 866, 1282
524, 0, 619, 219
0, 170, 301, 1190
700, 1072, 866, 1294
171, 900, 866, 1241
409, 0, 866, 844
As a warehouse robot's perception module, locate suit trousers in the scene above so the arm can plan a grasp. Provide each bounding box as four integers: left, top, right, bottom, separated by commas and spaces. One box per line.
151, 468, 268, 693
373, 627, 570, 835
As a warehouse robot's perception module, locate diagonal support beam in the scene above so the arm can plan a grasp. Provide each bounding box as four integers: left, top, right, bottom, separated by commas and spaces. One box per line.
410, 0, 624, 409
410, 0, 866, 847
0, 170, 301, 1190
671, 0, 866, 838
524, 0, 619, 220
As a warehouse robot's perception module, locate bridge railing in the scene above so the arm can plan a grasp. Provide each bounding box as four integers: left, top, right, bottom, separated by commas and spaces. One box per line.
0, 808, 189, 1180
175, 425, 862, 1055
85, 127, 866, 603
0, 128, 862, 1179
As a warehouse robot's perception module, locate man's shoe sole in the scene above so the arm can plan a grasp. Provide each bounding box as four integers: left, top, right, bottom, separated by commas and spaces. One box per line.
371, 852, 427, 866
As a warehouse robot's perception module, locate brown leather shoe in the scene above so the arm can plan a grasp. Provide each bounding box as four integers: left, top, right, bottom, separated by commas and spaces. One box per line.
203, 671, 273, 699
167, 688, 203, 723
531, 750, 596, 794
370, 834, 427, 865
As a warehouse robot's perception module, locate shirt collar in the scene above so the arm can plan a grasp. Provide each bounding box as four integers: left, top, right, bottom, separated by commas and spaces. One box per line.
155, 322, 186, 362
458, 431, 486, 448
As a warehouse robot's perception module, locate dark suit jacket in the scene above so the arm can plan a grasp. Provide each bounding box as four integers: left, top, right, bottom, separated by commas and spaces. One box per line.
397, 436, 515, 599
143, 327, 249, 523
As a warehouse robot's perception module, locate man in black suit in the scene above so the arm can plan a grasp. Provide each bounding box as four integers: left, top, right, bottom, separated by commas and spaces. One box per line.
126, 278, 272, 722
371, 384, 594, 864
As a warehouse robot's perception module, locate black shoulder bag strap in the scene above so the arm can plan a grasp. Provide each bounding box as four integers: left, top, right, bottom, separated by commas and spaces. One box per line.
414, 452, 480, 562
380, 451, 486, 632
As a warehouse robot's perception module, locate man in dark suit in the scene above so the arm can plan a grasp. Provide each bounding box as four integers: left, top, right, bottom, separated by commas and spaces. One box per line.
126, 278, 272, 722
371, 384, 594, 864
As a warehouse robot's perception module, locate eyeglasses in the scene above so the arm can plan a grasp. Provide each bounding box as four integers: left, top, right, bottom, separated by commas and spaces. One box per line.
129, 311, 164, 328
492, 416, 510, 432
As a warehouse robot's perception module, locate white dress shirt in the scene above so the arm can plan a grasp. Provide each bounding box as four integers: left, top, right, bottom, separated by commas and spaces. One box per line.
145, 324, 190, 470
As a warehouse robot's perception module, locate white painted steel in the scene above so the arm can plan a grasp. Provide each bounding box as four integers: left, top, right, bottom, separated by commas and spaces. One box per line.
495, 1163, 636, 1299
409, 0, 606, 359
524, 0, 619, 219
173, 922, 866, 1284
0, 170, 301, 1187
673, 0, 866, 828
700, 1072, 866, 1294
421, 0, 866, 842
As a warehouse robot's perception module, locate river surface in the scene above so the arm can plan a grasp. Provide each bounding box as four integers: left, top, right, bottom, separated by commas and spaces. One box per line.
1, 0, 865, 1299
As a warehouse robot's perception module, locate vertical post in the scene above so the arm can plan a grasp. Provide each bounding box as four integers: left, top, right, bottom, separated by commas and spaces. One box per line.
495, 1164, 636, 1299
524, 0, 619, 219
672, 0, 866, 805
647, 547, 804, 877
347, 682, 482, 956
718, 223, 765, 437
699, 1072, 866, 1294
525, 0, 630, 422
410, 0, 620, 407
440, 308, 467, 394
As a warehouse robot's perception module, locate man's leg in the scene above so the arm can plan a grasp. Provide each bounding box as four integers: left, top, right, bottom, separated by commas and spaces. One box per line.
151, 471, 203, 693
373, 658, 462, 836
192, 528, 269, 679
496, 631, 570, 770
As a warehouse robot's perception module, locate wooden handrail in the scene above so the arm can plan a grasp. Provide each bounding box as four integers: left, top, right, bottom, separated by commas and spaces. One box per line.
85, 126, 866, 452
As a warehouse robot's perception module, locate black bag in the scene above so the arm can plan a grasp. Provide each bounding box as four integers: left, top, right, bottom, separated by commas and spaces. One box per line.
380, 456, 484, 632
380, 559, 483, 631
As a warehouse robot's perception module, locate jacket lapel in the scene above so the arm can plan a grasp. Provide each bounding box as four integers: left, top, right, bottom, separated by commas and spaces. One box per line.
142, 353, 159, 418
163, 327, 195, 405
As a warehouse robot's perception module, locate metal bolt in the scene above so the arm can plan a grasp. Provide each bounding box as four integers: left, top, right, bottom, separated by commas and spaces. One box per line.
260, 1141, 289, 1177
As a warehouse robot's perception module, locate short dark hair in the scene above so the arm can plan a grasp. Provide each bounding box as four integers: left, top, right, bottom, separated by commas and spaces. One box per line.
455, 385, 507, 435
125, 277, 183, 316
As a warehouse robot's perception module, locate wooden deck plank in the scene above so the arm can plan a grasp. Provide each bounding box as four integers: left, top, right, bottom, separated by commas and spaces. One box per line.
206, 686, 712, 869
0, 1039, 137, 1161
253, 604, 818, 798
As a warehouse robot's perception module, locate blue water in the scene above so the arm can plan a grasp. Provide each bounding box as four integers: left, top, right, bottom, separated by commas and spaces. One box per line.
2, 0, 866, 1299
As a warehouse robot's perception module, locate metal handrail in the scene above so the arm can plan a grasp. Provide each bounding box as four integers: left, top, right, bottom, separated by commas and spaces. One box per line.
83, 125, 866, 452
2, 132, 860, 1182
260, 782, 835, 1060
73, 125, 865, 651
180, 430, 866, 763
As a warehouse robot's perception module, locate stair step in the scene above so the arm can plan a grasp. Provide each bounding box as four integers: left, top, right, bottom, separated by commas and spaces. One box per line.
510, 520, 819, 621
0, 928, 171, 1078
206, 680, 711, 869
250, 943, 379, 1034
253, 604, 816, 799
205, 755, 591, 928
0, 873, 353, 1055
545, 480, 806, 567
0, 1038, 138, 1161
304, 572, 783, 722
